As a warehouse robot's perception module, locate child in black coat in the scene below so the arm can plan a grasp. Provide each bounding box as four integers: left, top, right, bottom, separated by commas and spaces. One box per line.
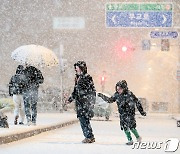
98, 80, 146, 145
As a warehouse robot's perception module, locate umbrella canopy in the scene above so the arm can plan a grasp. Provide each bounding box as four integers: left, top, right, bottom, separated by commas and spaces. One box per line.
11, 45, 59, 67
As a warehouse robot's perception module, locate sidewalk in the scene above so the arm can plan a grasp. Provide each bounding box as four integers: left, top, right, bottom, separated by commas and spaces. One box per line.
0, 111, 78, 145
1, 112, 179, 145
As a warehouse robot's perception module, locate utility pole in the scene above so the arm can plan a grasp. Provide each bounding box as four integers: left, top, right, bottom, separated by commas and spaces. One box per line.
59, 44, 68, 112
59, 44, 64, 112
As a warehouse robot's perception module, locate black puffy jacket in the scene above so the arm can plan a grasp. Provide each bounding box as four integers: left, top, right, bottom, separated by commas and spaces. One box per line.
99, 90, 145, 117
71, 73, 96, 118
9, 73, 27, 95
98, 90, 146, 130
24, 66, 44, 91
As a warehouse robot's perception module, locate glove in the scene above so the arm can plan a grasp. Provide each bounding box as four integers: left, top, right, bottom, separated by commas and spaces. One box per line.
68, 96, 73, 103
141, 111, 146, 116
120, 121, 123, 130
97, 93, 103, 98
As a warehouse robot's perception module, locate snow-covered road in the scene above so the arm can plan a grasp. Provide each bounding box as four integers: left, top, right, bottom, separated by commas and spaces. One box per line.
1, 114, 180, 154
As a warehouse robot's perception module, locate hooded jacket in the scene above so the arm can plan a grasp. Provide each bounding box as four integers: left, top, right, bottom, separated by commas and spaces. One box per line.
98, 81, 146, 130
9, 65, 27, 95
24, 66, 44, 91
70, 61, 96, 118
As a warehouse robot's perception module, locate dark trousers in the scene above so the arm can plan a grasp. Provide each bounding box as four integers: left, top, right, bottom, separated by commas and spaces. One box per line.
79, 116, 94, 139
23, 90, 38, 123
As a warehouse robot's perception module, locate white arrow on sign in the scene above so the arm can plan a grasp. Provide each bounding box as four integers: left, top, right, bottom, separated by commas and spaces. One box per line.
111, 15, 117, 24
162, 14, 167, 24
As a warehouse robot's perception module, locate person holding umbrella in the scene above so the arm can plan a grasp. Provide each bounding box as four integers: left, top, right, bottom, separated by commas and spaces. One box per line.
11, 45, 59, 125
98, 80, 146, 145
68, 61, 96, 143
23, 64, 44, 126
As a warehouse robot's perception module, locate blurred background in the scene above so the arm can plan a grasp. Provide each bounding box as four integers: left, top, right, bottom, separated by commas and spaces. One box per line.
0, 0, 179, 113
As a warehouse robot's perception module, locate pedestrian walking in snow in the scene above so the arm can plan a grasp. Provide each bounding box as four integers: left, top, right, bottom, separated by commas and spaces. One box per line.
98, 80, 146, 145
9, 65, 27, 125
68, 61, 96, 143
23, 65, 44, 126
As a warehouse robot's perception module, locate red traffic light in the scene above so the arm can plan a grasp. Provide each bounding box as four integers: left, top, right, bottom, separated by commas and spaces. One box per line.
100, 76, 106, 85
101, 76, 105, 82
114, 38, 135, 59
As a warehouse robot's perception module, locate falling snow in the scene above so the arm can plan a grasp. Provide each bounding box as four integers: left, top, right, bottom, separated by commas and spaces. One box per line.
0, 0, 180, 153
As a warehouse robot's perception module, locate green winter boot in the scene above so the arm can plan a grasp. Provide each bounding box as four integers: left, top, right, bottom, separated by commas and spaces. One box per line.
131, 128, 142, 142
124, 130, 133, 145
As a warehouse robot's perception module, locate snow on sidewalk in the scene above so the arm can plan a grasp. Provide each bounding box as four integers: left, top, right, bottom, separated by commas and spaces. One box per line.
0, 112, 78, 144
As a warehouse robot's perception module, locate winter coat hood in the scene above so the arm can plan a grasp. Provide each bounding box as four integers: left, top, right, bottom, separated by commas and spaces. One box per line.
74, 61, 87, 74
16, 65, 24, 74
115, 80, 128, 92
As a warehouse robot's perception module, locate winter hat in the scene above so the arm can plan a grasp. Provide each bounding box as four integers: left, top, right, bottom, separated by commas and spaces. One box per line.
16, 65, 24, 74
74, 61, 87, 74
116, 80, 128, 91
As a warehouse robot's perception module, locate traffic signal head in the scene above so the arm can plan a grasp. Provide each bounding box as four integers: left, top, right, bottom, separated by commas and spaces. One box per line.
114, 38, 135, 59
122, 46, 128, 52
101, 76, 105, 82
100, 76, 106, 85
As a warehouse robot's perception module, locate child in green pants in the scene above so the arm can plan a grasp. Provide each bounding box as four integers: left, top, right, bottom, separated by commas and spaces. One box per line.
98, 80, 146, 145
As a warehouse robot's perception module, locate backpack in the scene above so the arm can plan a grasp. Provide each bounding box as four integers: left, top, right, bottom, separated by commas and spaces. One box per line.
25, 66, 44, 85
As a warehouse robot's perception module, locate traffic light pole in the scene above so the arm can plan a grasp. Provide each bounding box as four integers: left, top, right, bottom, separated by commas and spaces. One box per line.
101, 84, 105, 93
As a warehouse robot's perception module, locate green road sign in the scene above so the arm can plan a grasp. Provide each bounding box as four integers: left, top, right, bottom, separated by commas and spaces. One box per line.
140, 3, 172, 11
106, 3, 173, 28
106, 3, 172, 11
106, 3, 139, 11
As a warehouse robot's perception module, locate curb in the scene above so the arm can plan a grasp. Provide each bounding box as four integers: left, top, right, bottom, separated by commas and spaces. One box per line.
0, 119, 79, 145
171, 116, 180, 121
170, 116, 180, 127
